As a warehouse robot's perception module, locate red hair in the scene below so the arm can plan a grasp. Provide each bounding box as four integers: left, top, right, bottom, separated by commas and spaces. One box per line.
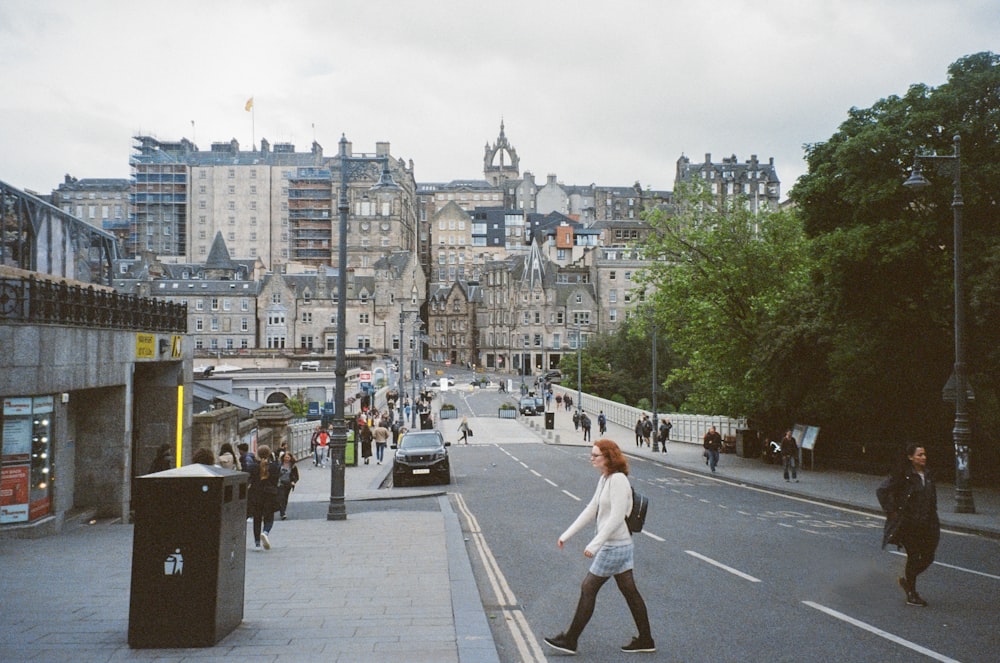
594, 438, 629, 475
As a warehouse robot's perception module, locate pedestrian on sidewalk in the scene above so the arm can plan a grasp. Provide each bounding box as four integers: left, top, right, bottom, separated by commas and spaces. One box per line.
581, 411, 592, 442
458, 417, 472, 444
544, 439, 655, 655
276, 451, 298, 520
780, 430, 799, 482
658, 419, 672, 453
642, 415, 653, 448
237, 442, 254, 472
148, 443, 173, 473
314, 427, 329, 468
703, 426, 722, 473
247, 445, 280, 550
373, 423, 390, 463
573, 410, 581, 430
598, 410, 607, 435
359, 423, 373, 465
877, 444, 940, 607
634, 417, 644, 447
218, 442, 240, 470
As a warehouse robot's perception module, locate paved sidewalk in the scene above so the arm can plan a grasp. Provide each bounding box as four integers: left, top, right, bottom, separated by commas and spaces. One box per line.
0, 435, 501, 663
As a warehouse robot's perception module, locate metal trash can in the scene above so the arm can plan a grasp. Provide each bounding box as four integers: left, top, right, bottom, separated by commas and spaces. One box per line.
128, 464, 248, 648
420, 412, 433, 429
545, 412, 555, 430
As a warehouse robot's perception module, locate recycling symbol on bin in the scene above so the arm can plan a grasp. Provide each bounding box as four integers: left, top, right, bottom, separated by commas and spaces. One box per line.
163, 548, 184, 576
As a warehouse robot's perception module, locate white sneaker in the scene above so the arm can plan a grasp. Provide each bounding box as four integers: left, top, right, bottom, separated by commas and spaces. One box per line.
261, 532, 271, 550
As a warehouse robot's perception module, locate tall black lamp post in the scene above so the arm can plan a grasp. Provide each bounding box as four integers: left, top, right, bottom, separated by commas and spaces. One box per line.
650, 311, 659, 452
575, 322, 583, 423
903, 134, 975, 514
329, 134, 400, 521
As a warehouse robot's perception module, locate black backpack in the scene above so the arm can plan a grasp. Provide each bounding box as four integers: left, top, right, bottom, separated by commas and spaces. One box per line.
626, 488, 649, 533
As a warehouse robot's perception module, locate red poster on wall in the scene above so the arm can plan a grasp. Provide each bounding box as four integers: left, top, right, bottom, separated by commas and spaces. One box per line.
1, 464, 30, 523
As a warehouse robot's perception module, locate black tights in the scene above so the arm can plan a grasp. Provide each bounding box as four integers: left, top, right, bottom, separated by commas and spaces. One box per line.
565, 570, 651, 643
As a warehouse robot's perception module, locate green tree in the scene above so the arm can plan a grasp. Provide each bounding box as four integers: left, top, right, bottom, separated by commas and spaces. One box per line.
557, 315, 686, 411
284, 390, 309, 418
637, 179, 809, 424
789, 52, 1000, 473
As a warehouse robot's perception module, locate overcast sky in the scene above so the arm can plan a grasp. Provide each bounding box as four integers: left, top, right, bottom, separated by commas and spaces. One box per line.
1, 1, 997, 199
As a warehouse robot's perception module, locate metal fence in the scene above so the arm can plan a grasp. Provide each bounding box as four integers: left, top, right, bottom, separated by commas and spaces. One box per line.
550, 384, 745, 444
0, 276, 186, 333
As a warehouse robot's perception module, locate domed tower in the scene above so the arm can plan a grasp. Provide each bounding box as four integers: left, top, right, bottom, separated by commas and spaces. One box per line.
484, 120, 520, 187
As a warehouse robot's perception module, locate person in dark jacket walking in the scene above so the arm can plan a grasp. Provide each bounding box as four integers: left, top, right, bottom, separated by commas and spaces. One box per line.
246, 445, 280, 550
877, 444, 940, 607
780, 430, 798, 482
580, 412, 592, 442
703, 426, 722, 473
359, 423, 373, 465
276, 451, 299, 521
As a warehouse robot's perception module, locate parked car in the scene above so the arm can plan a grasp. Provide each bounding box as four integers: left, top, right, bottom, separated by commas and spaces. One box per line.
392, 429, 450, 486
519, 396, 539, 415
541, 369, 562, 383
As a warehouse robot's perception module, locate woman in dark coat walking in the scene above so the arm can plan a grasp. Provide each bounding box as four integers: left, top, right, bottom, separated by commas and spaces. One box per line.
359, 423, 374, 465
246, 445, 280, 551
877, 443, 940, 606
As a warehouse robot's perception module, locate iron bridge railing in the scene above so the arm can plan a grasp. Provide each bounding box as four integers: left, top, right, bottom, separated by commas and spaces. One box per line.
0, 276, 187, 333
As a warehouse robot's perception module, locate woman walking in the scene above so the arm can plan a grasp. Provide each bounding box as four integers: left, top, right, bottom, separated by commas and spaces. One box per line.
359, 423, 373, 465
458, 417, 471, 444
545, 439, 655, 655
877, 443, 940, 606
276, 451, 299, 521
246, 445, 280, 551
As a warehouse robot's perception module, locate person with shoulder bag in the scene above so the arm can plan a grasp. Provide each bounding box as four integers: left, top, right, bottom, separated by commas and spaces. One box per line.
876, 443, 940, 607
544, 439, 655, 655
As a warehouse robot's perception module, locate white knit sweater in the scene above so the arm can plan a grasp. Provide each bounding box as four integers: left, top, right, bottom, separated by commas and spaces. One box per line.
560, 472, 633, 555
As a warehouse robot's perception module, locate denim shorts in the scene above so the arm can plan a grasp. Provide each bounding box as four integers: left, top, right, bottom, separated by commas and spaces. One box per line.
589, 541, 634, 577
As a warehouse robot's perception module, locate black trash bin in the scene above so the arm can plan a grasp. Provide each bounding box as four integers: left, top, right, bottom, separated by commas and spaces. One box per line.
736, 429, 759, 458
545, 412, 555, 430
128, 464, 248, 648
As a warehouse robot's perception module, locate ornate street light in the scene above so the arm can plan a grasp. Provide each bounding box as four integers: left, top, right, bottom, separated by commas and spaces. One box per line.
329, 135, 400, 521
903, 134, 975, 514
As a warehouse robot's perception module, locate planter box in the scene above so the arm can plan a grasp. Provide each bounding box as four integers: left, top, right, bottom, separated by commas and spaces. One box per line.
498, 408, 517, 419
439, 408, 458, 419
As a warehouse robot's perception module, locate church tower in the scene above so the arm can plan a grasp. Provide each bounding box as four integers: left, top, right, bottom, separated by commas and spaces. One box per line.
483, 120, 520, 187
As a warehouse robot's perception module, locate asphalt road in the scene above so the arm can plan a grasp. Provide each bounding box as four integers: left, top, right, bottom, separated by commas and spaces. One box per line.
436, 385, 1000, 662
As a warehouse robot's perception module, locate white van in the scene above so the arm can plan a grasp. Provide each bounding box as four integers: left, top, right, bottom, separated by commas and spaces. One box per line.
300, 361, 320, 371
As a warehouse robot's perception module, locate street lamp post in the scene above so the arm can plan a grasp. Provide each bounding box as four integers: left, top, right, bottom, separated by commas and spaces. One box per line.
903, 133, 975, 514
651, 312, 659, 452
575, 322, 582, 423
329, 134, 400, 521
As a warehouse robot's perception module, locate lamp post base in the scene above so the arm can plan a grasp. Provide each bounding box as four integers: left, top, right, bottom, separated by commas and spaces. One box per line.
954, 488, 976, 514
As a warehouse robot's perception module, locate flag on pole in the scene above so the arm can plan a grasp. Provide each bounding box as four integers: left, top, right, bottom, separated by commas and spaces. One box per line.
245, 97, 254, 112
